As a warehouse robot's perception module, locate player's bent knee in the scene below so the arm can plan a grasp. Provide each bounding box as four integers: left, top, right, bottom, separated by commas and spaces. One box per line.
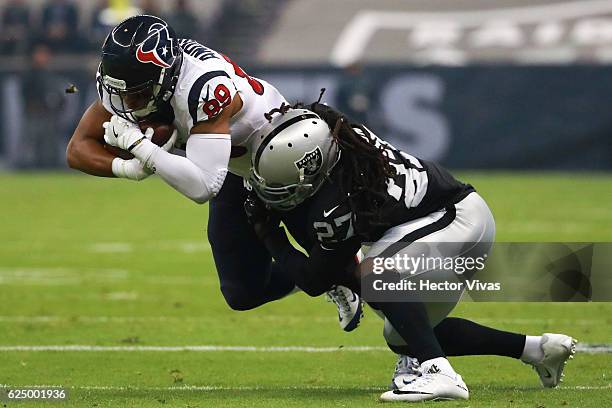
294, 276, 331, 298
220, 285, 261, 311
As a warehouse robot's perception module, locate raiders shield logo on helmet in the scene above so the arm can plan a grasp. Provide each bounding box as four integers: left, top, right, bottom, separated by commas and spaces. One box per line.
294, 147, 323, 176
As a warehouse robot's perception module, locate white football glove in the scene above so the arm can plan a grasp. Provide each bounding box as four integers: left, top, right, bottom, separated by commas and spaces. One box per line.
111, 157, 153, 181
103, 115, 153, 152
109, 133, 176, 181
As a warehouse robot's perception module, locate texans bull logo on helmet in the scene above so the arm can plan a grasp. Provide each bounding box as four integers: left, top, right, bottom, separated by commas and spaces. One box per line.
135, 23, 175, 68
294, 147, 323, 176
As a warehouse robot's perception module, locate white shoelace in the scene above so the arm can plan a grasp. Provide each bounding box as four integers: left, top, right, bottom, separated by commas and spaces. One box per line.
394, 356, 420, 377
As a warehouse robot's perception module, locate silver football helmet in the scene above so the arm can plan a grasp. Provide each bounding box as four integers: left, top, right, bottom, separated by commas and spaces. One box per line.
249, 107, 340, 211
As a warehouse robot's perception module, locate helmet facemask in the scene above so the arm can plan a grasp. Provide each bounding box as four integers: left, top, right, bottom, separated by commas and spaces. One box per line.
99, 70, 164, 122
250, 167, 319, 211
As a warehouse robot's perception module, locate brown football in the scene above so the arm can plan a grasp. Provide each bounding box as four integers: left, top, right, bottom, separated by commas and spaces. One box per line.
104, 144, 135, 160
139, 121, 176, 147
104, 121, 175, 159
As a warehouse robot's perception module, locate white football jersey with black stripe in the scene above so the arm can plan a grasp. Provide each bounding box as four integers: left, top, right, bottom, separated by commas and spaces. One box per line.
98, 38, 287, 177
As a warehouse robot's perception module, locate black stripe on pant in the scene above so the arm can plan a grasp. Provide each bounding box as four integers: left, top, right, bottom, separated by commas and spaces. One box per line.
366, 205, 457, 363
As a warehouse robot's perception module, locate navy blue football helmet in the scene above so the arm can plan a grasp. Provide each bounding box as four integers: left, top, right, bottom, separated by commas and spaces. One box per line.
98, 15, 182, 122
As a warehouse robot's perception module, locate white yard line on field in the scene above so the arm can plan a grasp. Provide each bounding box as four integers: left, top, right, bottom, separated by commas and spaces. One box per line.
0, 315, 340, 324
0, 343, 610, 353
0, 345, 387, 352
464, 318, 602, 326
0, 269, 217, 286
0, 384, 610, 391
0, 267, 129, 285
570, 385, 612, 390
0, 384, 377, 392
0, 315, 605, 325
87, 241, 211, 254
89, 243, 133, 253
0, 268, 129, 278
576, 343, 612, 353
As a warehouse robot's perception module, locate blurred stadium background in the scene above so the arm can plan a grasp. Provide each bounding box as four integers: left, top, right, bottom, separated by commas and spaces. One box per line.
1, 0, 612, 170
0, 1, 611, 406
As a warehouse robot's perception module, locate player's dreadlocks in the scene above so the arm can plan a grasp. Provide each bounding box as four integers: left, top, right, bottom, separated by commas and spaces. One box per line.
309, 102, 396, 235
263, 102, 293, 122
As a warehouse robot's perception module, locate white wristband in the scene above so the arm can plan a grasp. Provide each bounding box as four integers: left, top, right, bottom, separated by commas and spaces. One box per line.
111, 157, 127, 178
131, 139, 158, 169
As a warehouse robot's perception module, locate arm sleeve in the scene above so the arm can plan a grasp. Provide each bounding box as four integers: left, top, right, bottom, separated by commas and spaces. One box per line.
261, 228, 361, 297
133, 134, 230, 204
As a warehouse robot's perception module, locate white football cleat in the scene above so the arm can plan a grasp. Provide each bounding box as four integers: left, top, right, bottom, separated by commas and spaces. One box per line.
389, 355, 420, 390
528, 333, 577, 388
380, 366, 469, 402
326, 285, 363, 332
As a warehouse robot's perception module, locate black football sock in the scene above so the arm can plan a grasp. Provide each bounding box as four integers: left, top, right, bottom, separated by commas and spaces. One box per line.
368, 300, 445, 362
434, 317, 526, 359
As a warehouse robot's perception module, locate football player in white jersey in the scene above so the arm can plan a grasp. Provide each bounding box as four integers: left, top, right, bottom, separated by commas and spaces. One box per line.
66, 15, 362, 331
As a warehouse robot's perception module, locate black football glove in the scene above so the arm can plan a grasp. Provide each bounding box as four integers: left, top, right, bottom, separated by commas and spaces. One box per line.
244, 193, 268, 223
244, 194, 281, 240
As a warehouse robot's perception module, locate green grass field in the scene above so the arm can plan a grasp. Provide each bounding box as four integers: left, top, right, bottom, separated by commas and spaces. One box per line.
1, 172, 611, 407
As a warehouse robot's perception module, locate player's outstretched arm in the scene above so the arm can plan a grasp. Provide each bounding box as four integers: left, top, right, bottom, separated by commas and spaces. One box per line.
104, 96, 241, 203
66, 101, 116, 177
